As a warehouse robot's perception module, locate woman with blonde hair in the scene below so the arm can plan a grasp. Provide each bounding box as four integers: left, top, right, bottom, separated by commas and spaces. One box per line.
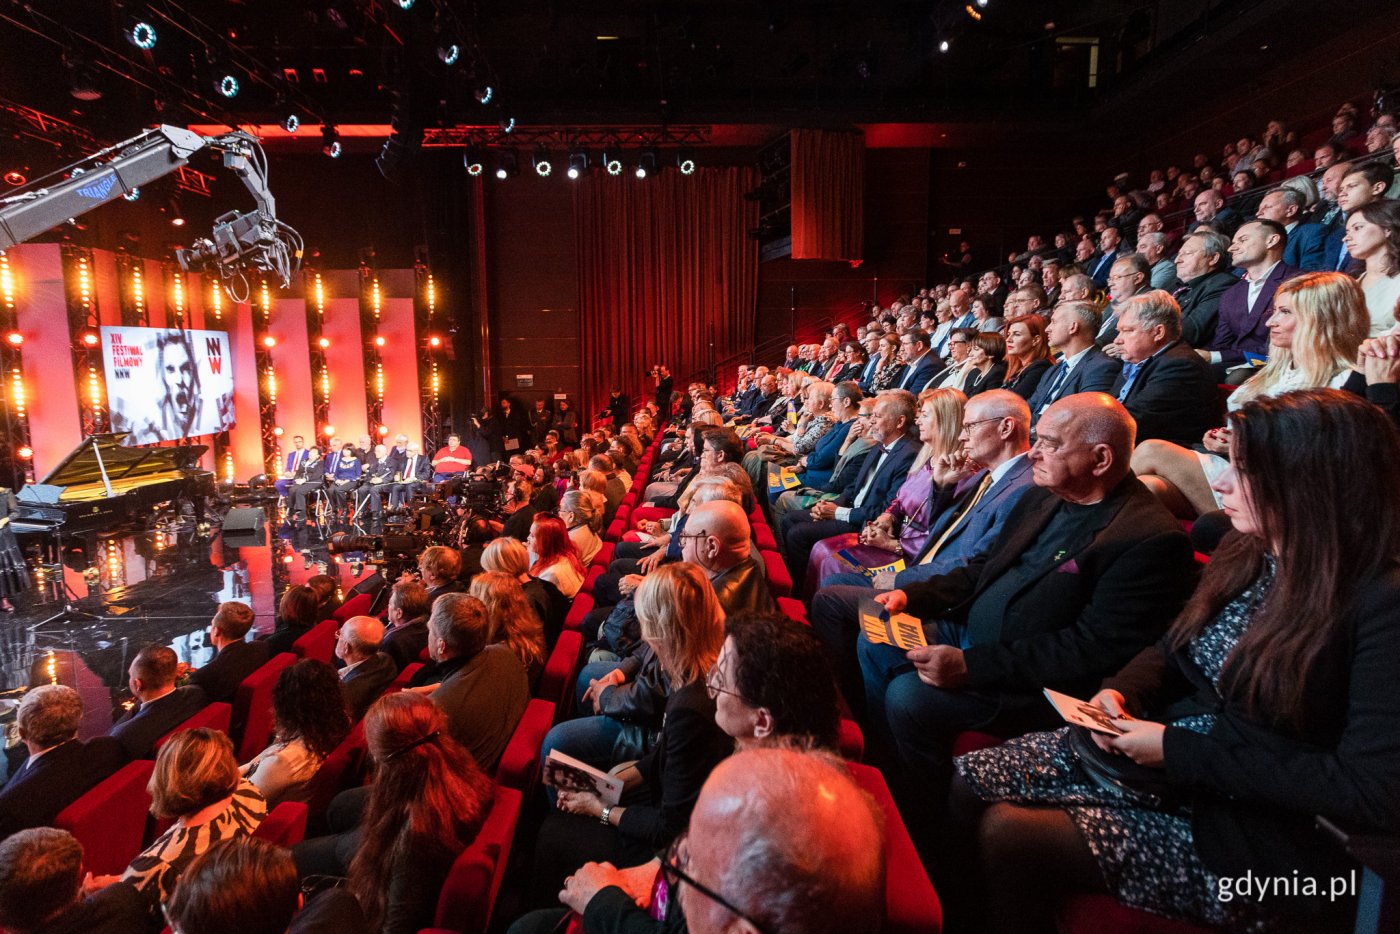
804, 387, 967, 594
87, 729, 266, 914
481, 535, 566, 638
469, 570, 547, 684
1133, 271, 1370, 517
529, 562, 731, 905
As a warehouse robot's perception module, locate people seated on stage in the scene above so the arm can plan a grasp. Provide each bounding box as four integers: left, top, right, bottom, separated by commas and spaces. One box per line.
529, 562, 732, 908
292, 693, 494, 934
780, 391, 921, 592
527, 513, 586, 601
420, 593, 529, 772
387, 442, 432, 510
335, 615, 398, 720
430, 433, 473, 481
189, 600, 270, 703
858, 394, 1194, 825
0, 828, 149, 934
383, 580, 433, 672
0, 685, 123, 839
560, 489, 605, 567
1132, 271, 1370, 518
91, 729, 266, 915
165, 837, 370, 934
468, 571, 547, 688
286, 446, 326, 522
327, 442, 363, 515
950, 389, 1400, 934
354, 433, 376, 465
275, 434, 309, 499
108, 644, 210, 761
264, 584, 321, 656
241, 659, 350, 808
803, 387, 966, 597
1110, 289, 1222, 446
356, 442, 396, 518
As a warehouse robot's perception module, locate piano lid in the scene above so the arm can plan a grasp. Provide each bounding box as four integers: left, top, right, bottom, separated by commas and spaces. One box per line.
30, 434, 211, 489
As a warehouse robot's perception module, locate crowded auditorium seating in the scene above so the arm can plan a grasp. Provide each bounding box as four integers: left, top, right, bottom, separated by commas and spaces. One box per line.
53, 759, 155, 876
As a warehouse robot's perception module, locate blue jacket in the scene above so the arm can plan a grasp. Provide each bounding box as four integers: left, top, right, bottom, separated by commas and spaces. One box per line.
837, 435, 920, 527
894, 455, 1037, 588
784, 419, 853, 494
1283, 222, 1329, 272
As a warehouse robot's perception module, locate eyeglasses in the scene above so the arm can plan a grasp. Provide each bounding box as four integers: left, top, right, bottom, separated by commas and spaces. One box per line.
704, 658, 744, 701
677, 529, 710, 544
960, 416, 1005, 433
660, 835, 771, 934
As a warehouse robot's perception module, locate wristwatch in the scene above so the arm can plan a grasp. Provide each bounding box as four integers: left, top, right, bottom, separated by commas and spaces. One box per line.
600, 805, 614, 826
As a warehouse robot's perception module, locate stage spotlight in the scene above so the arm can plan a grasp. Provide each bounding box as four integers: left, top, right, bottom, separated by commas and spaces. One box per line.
5, 332, 22, 346
394, 0, 414, 8
464, 149, 485, 176
323, 425, 336, 437
475, 86, 493, 105
123, 187, 140, 201
636, 149, 658, 179
437, 41, 461, 66
215, 74, 240, 98
499, 116, 516, 134
168, 196, 185, 227
17, 446, 31, 460
677, 150, 696, 175
494, 150, 518, 179
428, 335, 442, 347
566, 151, 588, 179
533, 150, 553, 177
977, 0, 989, 7
377, 425, 389, 436
262, 336, 277, 348
374, 336, 386, 347
3, 170, 25, 187
126, 20, 157, 50
322, 125, 342, 158
82, 332, 99, 346
938, 39, 950, 52
604, 153, 623, 176
273, 426, 284, 437
281, 113, 301, 133
318, 337, 330, 348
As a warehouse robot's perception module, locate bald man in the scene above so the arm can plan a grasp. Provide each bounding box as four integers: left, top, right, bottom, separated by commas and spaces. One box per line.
862, 394, 1195, 828
682, 500, 777, 615
335, 615, 397, 719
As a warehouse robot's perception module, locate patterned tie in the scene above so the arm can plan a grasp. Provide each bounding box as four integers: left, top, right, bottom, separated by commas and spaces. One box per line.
1040, 361, 1069, 402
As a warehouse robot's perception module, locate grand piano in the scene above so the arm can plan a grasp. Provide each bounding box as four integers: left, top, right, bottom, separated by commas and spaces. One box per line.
14, 433, 216, 535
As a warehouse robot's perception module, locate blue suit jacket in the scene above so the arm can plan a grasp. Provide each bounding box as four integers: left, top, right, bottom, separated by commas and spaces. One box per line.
1089, 249, 1122, 287
284, 448, 308, 473
771, 419, 854, 502
1026, 347, 1123, 423
894, 354, 939, 393
894, 455, 1036, 588
838, 435, 920, 526
1283, 222, 1329, 272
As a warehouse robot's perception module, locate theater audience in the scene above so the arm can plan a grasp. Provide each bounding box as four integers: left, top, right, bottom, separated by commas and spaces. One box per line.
1000, 315, 1053, 398
1344, 198, 1400, 334
190, 601, 270, 702
413, 545, 464, 603
1203, 220, 1299, 380
482, 535, 568, 638
293, 693, 494, 934
1025, 301, 1122, 423
1172, 229, 1238, 347
0, 828, 148, 934
469, 571, 547, 687
559, 488, 605, 567
1256, 187, 1330, 271
108, 644, 210, 761
961, 331, 1008, 397
0, 685, 123, 838
264, 584, 320, 656
382, 580, 432, 672
1133, 271, 1369, 517
1111, 290, 1222, 445
335, 615, 398, 719
527, 513, 586, 600
950, 389, 1400, 933
241, 659, 351, 806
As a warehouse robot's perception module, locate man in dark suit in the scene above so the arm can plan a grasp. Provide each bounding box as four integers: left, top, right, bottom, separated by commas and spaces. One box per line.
0, 829, 150, 933
189, 601, 270, 704
108, 645, 210, 761
1257, 189, 1329, 272
1095, 254, 1153, 349
387, 442, 432, 510
274, 435, 309, 499
1027, 301, 1123, 425
1204, 220, 1299, 381
1172, 230, 1238, 348
0, 686, 123, 838
860, 393, 1194, 807
893, 329, 939, 394
779, 392, 921, 592
606, 388, 630, 429
1186, 189, 1243, 239
334, 616, 398, 720
286, 447, 326, 522
1112, 291, 1223, 446
684, 500, 777, 615
383, 579, 433, 671
1086, 226, 1126, 288
355, 443, 396, 519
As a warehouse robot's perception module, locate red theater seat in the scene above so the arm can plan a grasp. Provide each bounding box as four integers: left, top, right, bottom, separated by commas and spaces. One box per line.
564, 592, 594, 632
333, 592, 374, 622
628, 505, 675, 529
848, 763, 943, 934
495, 698, 556, 798
838, 717, 865, 761
233, 653, 298, 762
430, 786, 523, 934
753, 524, 777, 552
304, 722, 369, 833
387, 662, 424, 695
254, 801, 309, 847
155, 701, 232, 751
952, 731, 1006, 757
54, 759, 155, 876
292, 619, 339, 665
776, 596, 808, 624
590, 542, 615, 569
761, 550, 793, 598
539, 630, 583, 720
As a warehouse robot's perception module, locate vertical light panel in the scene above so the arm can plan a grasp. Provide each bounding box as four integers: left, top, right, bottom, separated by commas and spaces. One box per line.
322, 269, 368, 443
377, 268, 422, 447
12, 244, 80, 476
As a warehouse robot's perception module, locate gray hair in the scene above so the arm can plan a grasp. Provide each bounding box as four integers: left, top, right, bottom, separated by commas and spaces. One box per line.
17, 685, 83, 749
1273, 187, 1307, 211
832, 380, 863, 409
561, 489, 605, 533
1137, 232, 1168, 252
874, 390, 918, 436
1057, 300, 1101, 333
1280, 174, 1319, 207
1113, 253, 1153, 280
1123, 289, 1183, 340
428, 593, 490, 659
1061, 272, 1094, 295
1185, 230, 1232, 272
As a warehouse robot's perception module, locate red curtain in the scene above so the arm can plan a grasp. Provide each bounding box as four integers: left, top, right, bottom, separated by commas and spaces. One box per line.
790, 129, 865, 262
574, 166, 759, 420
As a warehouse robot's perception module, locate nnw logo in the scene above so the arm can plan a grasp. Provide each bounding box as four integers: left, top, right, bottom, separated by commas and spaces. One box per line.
206, 337, 223, 375
76, 175, 117, 200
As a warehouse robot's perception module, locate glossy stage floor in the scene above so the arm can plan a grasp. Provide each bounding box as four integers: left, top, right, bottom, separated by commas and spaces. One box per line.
0, 508, 379, 738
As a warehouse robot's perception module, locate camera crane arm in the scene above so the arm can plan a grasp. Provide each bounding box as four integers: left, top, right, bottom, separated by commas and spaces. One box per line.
0, 124, 302, 299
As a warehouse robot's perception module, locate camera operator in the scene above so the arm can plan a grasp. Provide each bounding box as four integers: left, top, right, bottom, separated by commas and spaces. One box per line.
493, 475, 538, 541
398, 544, 465, 605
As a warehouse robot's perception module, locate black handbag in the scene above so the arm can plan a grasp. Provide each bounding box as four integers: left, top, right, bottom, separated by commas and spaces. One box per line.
1066, 725, 1186, 812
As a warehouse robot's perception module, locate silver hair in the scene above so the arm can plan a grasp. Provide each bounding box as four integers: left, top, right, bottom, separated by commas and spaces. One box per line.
1057, 300, 1101, 333
1137, 232, 1168, 251
561, 488, 606, 533
1185, 230, 1232, 272
1123, 289, 1183, 340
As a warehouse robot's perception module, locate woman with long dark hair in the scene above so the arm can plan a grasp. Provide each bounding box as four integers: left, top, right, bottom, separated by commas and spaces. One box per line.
241, 659, 351, 807
949, 389, 1400, 933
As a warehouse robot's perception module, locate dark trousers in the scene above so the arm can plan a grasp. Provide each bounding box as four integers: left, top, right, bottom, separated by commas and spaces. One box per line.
779, 514, 858, 592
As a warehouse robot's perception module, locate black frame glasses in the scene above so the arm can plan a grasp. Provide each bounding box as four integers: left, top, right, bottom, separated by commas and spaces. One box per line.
660, 853, 771, 934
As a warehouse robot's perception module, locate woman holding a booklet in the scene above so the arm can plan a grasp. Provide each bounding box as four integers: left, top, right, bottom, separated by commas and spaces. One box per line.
943, 389, 1400, 933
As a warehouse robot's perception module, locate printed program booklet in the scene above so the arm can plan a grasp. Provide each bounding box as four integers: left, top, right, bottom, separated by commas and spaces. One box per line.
543, 748, 624, 805
858, 597, 928, 651
1042, 688, 1125, 736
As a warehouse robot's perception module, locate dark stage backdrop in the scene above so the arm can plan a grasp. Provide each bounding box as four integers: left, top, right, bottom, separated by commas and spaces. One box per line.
573, 167, 759, 419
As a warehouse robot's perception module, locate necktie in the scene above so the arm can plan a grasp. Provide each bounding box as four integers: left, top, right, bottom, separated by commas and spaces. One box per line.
921, 473, 993, 564
406, 457, 415, 479
1040, 361, 1068, 402
852, 447, 889, 508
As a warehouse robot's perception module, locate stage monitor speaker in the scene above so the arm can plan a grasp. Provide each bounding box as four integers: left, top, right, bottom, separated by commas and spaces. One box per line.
223, 506, 265, 534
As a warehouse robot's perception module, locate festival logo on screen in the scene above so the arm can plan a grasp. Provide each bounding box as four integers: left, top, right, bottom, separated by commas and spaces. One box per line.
101, 326, 236, 445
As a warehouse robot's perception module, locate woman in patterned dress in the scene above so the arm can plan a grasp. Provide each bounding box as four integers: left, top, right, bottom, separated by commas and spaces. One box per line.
950, 389, 1400, 933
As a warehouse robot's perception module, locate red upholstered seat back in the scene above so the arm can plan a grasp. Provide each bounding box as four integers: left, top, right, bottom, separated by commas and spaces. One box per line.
233, 653, 297, 762
155, 701, 232, 751
292, 619, 339, 665
333, 592, 375, 622
304, 721, 368, 831
54, 759, 155, 876
253, 801, 309, 847
539, 630, 582, 721
847, 763, 944, 934
494, 698, 555, 798
433, 786, 523, 934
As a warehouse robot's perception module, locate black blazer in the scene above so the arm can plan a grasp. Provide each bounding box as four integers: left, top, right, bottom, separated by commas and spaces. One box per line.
341, 652, 399, 720
1026, 347, 1123, 420
190, 638, 271, 704
1111, 341, 1222, 446
1175, 270, 1237, 349
294, 459, 327, 484
837, 435, 920, 527
384, 616, 429, 671
108, 686, 210, 761
964, 361, 1008, 398
1105, 561, 1400, 882
1002, 358, 1052, 400
902, 476, 1195, 718
0, 736, 124, 837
